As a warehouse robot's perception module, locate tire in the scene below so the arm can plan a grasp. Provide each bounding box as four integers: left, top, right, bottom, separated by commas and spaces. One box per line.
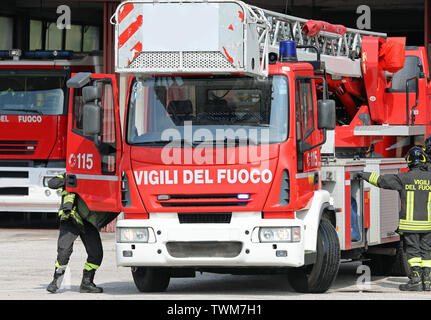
390, 239, 410, 276
364, 240, 410, 277
288, 219, 341, 293
131, 267, 171, 292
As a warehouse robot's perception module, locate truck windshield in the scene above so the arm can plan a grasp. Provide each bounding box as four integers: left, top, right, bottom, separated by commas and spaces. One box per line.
0, 69, 67, 116
127, 75, 289, 146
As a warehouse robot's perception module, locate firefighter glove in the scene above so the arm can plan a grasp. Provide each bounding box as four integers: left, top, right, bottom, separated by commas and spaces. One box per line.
353, 172, 365, 180
48, 174, 66, 190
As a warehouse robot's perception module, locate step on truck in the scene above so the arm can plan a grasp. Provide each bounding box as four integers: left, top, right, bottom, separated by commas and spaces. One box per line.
65, 0, 431, 293
0, 50, 101, 213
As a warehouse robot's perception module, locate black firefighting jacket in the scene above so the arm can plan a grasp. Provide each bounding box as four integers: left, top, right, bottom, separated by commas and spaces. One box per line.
361, 167, 431, 233
48, 174, 118, 230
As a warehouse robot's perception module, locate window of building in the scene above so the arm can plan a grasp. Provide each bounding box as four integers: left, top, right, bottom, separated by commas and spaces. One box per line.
0, 16, 13, 50
29, 20, 43, 50
30, 21, 100, 52
83, 26, 100, 52
46, 22, 63, 50
66, 24, 83, 51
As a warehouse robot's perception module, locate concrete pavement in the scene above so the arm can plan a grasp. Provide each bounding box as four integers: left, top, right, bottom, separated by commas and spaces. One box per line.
1, 228, 430, 301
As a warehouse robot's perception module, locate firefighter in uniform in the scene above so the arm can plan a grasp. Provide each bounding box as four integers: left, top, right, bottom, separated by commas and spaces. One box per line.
46, 173, 116, 294
356, 146, 431, 291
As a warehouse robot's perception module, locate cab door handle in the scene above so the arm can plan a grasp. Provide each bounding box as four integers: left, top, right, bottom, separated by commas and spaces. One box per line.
66, 174, 77, 188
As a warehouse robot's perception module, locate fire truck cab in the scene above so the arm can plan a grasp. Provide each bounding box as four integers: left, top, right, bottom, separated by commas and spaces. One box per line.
0, 50, 101, 213
65, 0, 431, 293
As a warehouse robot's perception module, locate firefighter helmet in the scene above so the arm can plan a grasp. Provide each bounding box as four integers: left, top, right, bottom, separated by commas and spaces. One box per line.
405, 146, 428, 169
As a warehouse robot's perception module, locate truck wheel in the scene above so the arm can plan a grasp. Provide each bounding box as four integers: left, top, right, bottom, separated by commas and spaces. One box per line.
364, 240, 410, 276
131, 267, 171, 292
390, 240, 410, 276
288, 219, 340, 293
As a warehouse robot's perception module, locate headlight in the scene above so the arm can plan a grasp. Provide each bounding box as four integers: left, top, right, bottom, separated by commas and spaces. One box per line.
116, 228, 149, 243
259, 227, 301, 242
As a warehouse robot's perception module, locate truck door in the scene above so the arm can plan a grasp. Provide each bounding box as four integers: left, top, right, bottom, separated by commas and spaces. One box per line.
65, 73, 121, 213
295, 76, 321, 194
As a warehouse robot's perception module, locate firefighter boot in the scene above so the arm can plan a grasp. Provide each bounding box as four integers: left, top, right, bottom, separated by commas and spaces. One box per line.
46, 267, 66, 293
399, 267, 423, 291
79, 269, 103, 293
422, 267, 431, 291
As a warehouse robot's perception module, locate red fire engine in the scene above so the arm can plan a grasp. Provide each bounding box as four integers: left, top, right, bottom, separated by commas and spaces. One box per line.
0, 50, 101, 213
65, 0, 431, 293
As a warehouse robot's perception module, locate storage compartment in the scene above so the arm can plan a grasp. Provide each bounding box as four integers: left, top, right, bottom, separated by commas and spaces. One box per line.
363, 158, 406, 244
321, 159, 365, 250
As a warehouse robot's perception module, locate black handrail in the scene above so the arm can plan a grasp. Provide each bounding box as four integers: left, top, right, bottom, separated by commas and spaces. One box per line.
406, 76, 419, 126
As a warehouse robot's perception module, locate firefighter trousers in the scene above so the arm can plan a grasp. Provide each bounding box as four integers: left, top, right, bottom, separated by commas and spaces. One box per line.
403, 232, 431, 268
56, 219, 103, 270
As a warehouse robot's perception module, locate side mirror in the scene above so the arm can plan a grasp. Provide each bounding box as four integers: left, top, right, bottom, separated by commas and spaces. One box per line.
82, 84, 102, 137
66, 72, 92, 89
83, 102, 101, 136
317, 99, 336, 130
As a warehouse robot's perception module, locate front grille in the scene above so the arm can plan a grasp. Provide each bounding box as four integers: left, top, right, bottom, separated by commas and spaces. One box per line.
166, 241, 243, 258
178, 213, 232, 224
0, 171, 28, 178
0, 187, 28, 196
0, 160, 31, 167
161, 202, 247, 207
158, 194, 249, 208
0, 140, 37, 155
169, 194, 237, 200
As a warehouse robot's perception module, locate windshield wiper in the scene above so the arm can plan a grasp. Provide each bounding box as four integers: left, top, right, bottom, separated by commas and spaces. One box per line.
133, 139, 193, 146
133, 137, 259, 146
210, 137, 258, 146
0, 108, 43, 115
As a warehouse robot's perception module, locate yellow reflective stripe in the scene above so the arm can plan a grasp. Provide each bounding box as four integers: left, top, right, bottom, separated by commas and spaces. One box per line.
373, 173, 380, 185
55, 260, 67, 269
422, 260, 431, 268
406, 191, 411, 221
63, 194, 75, 203
406, 191, 415, 221
58, 210, 69, 217
411, 191, 415, 221
400, 221, 431, 227
70, 209, 83, 225
398, 224, 431, 231
399, 225, 431, 229
369, 173, 379, 187
368, 173, 374, 185
428, 192, 431, 221
84, 262, 99, 271
399, 219, 431, 225
408, 257, 422, 267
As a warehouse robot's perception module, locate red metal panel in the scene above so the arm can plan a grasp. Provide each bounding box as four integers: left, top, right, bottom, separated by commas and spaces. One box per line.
364, 190, 370, 229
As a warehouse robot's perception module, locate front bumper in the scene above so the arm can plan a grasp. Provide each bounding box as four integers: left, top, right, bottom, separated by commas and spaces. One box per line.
116, 212, 305, 267
0, 167, 62, 212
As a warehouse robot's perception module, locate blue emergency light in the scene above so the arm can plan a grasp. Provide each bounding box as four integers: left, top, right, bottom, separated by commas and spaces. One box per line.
279, 41, 298, 62
0, 50, 74, 60
0, 49, 21, 58
237, 193, 250, 200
